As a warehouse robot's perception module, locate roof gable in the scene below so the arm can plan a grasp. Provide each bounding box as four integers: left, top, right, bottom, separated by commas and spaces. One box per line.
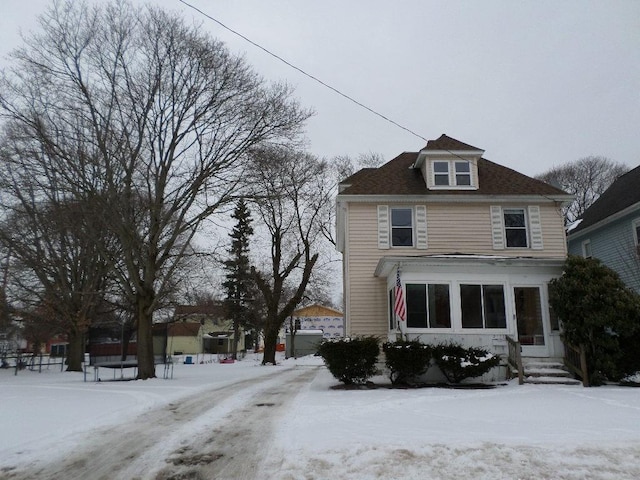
167, 322, 202, 337
422, 134, 483, 152
292, 304, 343, 317
571, 164, 640, 233
174, 303, 225, 318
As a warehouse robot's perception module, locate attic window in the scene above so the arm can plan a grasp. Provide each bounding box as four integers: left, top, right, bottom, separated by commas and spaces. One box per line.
455, 161, 471, 185
433, 162, 449, 185
430, 160, 475, 188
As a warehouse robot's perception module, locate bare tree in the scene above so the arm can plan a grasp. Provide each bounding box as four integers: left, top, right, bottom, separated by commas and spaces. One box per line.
0, 142, 112, 371
0, 0, 310, 378
536, 156, 628, 224
248, 146, 332, 365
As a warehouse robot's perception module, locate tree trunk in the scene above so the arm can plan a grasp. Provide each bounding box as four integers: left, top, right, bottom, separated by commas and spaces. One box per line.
232, 320, 240, 360
262, 325, 279, 365
136, 296, 156, 379
66, 330, 85, 372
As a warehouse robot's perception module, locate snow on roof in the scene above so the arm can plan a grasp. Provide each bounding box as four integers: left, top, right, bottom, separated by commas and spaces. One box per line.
566, 219, 583, 232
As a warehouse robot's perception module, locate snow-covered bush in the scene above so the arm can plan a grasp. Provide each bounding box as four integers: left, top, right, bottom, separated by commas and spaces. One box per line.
433, 343, 500, 384
317, 336, 379, 385
382, 340, 432, 385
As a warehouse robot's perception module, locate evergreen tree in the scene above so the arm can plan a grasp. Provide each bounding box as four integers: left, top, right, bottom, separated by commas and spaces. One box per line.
549, 255, 640, 384
222, 199, 257, 359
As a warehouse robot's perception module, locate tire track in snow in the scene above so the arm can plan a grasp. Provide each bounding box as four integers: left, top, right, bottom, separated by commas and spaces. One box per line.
2, 366, 320, 480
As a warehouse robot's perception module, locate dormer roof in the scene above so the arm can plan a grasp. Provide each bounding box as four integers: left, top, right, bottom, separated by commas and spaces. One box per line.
422, 134, 483, 153
338, 134, 570, 199
414, 134, 485, 169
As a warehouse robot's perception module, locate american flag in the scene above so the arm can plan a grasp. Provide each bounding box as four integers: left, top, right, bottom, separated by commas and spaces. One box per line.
394, 268, 406, 322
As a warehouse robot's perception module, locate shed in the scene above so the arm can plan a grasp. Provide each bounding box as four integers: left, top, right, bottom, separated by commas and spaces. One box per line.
285, 329, 324, 358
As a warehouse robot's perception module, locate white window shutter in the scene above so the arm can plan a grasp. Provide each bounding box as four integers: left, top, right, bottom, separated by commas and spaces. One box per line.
490, 205, 505, 250
528, 205, 544, 250
415, 205, 428, 249
377, 205, 390, 249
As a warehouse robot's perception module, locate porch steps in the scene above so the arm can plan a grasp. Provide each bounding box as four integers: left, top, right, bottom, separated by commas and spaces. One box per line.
522, 361, 582, 385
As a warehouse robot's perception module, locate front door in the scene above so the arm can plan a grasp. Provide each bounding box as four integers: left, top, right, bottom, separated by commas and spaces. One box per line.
513, 287, 548, 357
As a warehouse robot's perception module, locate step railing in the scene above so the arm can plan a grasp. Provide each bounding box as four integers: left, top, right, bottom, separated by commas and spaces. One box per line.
505, 335, 524, 385
564, 342, 589, 387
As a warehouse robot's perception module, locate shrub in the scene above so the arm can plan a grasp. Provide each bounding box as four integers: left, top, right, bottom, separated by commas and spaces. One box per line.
317, 336, 379, 385
382, 340, 432, 385
433, 343, 501, 384
549, 256, 640, 384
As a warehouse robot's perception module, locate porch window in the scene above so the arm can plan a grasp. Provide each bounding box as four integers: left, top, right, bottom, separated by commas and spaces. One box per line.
391, 208, 413, 247
503, 208, 528, 248
406, 283, 451, 328
461, 284, 506, 329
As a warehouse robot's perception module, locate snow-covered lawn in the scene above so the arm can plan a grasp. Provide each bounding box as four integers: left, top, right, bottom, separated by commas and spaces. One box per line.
2, 354, 640, 479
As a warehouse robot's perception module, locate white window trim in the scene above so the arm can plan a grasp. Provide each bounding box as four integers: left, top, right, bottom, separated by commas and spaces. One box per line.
404, 282, 453, 331
581, 239, 592, 258
503, 207, 529, 249
491, 205, 543, 250
390, 206, 414, 248
378, 205, 428, 250
454, 161, 472, 186
429, 159, 477, 190
459, 282, 508, 330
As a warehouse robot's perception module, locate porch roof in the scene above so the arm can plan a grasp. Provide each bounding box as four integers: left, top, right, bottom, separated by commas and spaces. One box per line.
374, 254, 566, 278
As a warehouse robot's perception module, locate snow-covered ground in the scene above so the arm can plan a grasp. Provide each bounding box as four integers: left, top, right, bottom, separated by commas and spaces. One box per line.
2, 354, 640, 479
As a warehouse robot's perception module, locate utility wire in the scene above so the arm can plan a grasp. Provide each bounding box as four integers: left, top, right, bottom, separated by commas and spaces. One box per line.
177, 0, 428, 143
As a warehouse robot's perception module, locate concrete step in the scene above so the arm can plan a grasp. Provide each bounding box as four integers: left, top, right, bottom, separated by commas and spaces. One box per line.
524, 375, 582, 385
520, 362, 582, 385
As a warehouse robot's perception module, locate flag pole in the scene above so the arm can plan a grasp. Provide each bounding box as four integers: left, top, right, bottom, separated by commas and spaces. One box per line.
394, 264, 407, 341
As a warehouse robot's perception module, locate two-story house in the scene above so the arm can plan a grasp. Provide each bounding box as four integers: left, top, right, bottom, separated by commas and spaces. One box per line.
567, 164, 640, 293
336, 135, 572, 367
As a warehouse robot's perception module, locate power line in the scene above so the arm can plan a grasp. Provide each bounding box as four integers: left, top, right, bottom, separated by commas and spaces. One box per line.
177, 0, 428, 143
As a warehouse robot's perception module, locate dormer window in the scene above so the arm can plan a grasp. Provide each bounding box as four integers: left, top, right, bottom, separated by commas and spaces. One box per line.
455, 161, 471, 186
433, 161, 449, 186
427, 159, 477, 190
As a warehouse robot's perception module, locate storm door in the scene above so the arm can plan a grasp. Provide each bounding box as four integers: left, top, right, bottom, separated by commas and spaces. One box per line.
513, 287, 548, 357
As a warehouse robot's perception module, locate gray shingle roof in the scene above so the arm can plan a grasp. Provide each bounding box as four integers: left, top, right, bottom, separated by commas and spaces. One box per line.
571, 164, 640, 233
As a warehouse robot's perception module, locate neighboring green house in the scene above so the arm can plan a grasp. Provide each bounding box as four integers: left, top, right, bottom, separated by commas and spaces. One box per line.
567, 165, 640, 293
153, 303, 246, 357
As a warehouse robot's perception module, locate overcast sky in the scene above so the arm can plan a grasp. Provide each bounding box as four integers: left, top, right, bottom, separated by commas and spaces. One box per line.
1, 0, 639, 176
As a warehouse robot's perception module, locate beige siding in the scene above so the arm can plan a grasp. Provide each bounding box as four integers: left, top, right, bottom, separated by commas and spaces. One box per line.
343, 201, 567, 337
344, 204, 389, 337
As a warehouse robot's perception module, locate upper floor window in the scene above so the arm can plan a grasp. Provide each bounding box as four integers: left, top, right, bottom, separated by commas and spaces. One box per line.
455, 161, 471, 186
431, 160, 474, 188
491, 205, 543, 250
433, 161, 450, 186
503, 208, 528, 248
633, 218, 640, 246
582, 239, 592, 258
391, 208, 413, 247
